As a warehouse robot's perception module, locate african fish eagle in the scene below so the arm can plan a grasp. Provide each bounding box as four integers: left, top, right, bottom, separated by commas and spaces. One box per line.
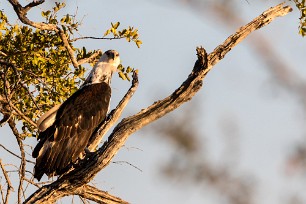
32, 50, 120, 181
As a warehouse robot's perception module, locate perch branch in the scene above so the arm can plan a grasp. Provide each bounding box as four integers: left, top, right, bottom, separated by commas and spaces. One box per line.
88, 71, 139, 151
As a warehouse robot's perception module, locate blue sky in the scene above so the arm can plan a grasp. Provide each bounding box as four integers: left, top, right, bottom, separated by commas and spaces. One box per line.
2, 0, 306, 203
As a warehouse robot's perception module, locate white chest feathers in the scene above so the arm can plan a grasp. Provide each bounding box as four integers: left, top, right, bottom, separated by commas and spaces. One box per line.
87, 62, 116, 84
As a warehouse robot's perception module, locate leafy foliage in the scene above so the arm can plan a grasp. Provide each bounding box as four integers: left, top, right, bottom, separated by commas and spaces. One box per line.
0, 11, 84, 137
0, 2, 141, 138
291, 0, 306, 36
103, 22, 142, 48
117, 64, 138, 81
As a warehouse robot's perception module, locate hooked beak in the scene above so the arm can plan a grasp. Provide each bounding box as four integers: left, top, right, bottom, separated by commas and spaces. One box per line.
109, 52, 115, 60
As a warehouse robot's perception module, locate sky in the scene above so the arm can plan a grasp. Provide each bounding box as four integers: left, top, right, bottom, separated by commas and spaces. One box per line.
1, 0, 306, 203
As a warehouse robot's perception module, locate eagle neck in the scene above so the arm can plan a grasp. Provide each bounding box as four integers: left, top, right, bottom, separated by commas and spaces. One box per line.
84, 62, 115, 86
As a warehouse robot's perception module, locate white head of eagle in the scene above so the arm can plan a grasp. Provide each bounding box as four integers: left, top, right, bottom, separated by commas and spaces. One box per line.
32, 50, 120, 181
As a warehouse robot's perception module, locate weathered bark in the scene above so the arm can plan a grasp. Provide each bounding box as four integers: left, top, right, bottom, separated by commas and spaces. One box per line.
22, 3, 292, 203
75, 185, 129, 204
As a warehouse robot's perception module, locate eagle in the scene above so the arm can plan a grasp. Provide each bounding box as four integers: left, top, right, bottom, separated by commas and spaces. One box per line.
32, 50, 120, 181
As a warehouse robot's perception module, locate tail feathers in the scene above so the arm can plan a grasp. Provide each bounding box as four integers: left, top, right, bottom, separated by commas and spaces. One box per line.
33, 166, 44, 181
32, 139, 44, 158
33, 141, 74, 181
33, 127, 54, 158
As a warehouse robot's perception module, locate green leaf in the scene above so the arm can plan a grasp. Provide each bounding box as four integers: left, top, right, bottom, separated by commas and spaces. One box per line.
135, 40, 142, 48
118, 71, 127, 80
112, 22, 120, 29
103, 29, 111, 37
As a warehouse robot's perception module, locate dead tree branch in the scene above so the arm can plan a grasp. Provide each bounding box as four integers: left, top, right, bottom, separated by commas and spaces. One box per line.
8, 0, 56, 31
23, 3, 292, 204
88, 71, 139, 151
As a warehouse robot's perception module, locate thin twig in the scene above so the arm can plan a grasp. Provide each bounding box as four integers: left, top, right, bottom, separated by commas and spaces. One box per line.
0, 114, 12, 127
0, 60, 39, 110
71, 36, 124, 42
0, 144, 35, 164
23, 176, 34, 197
79, 196, 89, 204
112, 161, 142, 172
0, 159, 14, 204
4, 99, 37, 127
23, 0, 45, 13
0, 184, 5, 204
58, 29, 79, 68
77, 50, 102, 65
3, 66, 13, 111
0, 61, 37, 127
8, 119, 26, 204
23, 178, 41, 188
20, 82, 40, 110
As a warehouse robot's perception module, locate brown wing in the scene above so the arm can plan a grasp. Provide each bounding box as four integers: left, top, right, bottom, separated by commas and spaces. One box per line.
33, 83, 111, 180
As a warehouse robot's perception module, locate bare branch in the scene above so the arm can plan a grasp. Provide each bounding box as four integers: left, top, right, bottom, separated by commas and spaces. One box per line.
4, 100, 37, 128
79, 196, 90, 204
0, 144, 35, 164
8, 119, 26, 204
112, 161, 142, 172
71, 36, 125, 42
0, 184, 5, 204
20, 82, 40, 110
23, 0, 45, 13
0, 114, 11, 127
7, 0, 57, 31
58, 29, 79, 68
88, 71, 139, 151
75, 185, 129, 204
0, 159, 14, 204
23, 178, 41, 189
77, 50, 102, 65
